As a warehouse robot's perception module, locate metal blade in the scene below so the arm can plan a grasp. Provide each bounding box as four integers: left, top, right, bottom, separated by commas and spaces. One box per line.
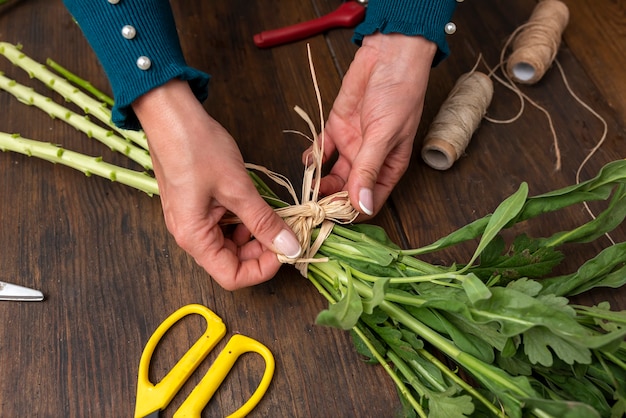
0, 281, 44, 301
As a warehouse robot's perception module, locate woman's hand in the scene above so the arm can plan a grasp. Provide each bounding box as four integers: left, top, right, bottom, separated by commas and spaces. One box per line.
133, 79, 301, 290
306, 33, 437, 218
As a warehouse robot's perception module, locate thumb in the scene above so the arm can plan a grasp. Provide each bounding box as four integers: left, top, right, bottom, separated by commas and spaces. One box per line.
235, 193, 302, 260
347, 146, 385, 217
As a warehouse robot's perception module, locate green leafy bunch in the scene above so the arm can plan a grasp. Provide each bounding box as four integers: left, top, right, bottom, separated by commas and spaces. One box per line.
266, 162, 626, 418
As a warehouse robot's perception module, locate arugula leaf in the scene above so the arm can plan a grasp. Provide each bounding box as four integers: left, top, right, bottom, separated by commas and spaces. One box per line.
521, 397, 602, 418
445, 312, 510, 352
462, 273, 492, 304
360, 276, 390, 314
462, 182, 529, 272
406, 307, 496, 364
349, 326, 386, 364
315, 270, 363, 330
540, 183, 626, 247
533, 366, 612, 417
468, 234, 564, 282
540, 242, 626, 296
523, 326, 592, 366
496, 351, 532, 376
345, 224, 402, 250
360, 313, 421, 364
426, 389, 475, 418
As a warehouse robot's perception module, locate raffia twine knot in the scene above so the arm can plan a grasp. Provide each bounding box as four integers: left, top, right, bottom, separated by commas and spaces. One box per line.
274, 191, 358, 275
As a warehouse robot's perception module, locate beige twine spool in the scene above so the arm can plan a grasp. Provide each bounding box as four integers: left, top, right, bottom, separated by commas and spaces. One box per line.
421, 71, 493, 170
506, 0, 569, 85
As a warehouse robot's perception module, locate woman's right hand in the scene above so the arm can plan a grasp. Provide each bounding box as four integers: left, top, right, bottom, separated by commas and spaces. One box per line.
132, 79, 301, 290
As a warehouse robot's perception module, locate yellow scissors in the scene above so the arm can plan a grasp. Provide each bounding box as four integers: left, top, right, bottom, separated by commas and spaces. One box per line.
134, 304, 275, 418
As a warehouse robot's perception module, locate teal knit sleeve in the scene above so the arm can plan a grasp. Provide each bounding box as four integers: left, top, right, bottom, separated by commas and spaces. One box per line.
353, 0, 458, 66
63, 0, 210, 130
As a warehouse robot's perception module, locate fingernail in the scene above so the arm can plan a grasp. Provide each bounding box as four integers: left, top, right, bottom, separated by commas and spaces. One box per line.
358, 188, 374, 216
273, 229, 302, 259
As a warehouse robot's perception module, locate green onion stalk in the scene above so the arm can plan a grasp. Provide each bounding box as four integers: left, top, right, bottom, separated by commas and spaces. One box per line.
3, 42, 626, 417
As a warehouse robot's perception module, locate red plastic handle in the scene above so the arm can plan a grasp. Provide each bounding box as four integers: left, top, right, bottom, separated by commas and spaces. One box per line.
253, 2, 366, 48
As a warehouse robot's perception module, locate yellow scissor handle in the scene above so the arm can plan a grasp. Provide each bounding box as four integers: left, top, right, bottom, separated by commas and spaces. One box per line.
174, 334, 276, 418
134, 304, 227, 418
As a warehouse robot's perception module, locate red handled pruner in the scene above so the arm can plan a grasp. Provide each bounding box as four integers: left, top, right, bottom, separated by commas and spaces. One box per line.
253, 0, 367, 48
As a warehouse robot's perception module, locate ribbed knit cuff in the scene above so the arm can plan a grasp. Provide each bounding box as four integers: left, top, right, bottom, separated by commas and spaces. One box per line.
353, 0, 458, 66
63, 0, 210, 130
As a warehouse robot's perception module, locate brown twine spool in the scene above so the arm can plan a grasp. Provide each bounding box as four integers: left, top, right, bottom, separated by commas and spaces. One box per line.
421, 71, 493, 170
506, 0, 569, 85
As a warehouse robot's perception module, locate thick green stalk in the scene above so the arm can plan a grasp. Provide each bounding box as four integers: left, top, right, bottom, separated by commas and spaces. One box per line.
0, 42, 148, 151
0, 132, 158, 195
0, 73, 153, 170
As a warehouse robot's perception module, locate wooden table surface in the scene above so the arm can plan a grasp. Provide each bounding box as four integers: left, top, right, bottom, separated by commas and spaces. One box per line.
1, 0, 625, 416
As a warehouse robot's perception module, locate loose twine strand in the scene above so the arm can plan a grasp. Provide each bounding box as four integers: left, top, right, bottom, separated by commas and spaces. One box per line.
229, 45, 359, 276
421, 0, 612, 243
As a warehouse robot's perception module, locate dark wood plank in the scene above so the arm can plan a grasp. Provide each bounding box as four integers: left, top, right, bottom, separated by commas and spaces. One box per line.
560, 0, 626, 124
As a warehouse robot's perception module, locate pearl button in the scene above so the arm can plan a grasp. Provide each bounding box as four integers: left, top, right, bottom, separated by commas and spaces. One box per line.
121, 25, 136, 40
136, 56, 152, 70
456, 0, 464, 2
107, 0, 120, 4
445, 22, 457, 35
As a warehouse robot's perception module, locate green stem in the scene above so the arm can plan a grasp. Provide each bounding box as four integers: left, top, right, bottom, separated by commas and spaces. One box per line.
353, 326, 428, 418
0, 132, 158, 195
0, 73, 153, 170
574, 305, 626, 326
378, 300, 531, 413
417, 348, 505, 417
604, 351, 626, 372
387, 350, 448, 396
0, 42, 148, 151
307, 267, 427, 417
346, 263, 463, 287
310, 265, 521, 416
46, 58, 114, 106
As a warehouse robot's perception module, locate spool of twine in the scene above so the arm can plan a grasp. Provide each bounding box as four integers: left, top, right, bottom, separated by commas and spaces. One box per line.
506, 0, 569, 85
421, 71, 493, 170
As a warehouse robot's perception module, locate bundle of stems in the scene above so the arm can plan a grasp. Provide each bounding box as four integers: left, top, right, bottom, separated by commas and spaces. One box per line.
3, 42, 626, 417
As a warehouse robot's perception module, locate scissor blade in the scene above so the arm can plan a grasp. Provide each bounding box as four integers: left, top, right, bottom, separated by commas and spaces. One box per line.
0, 281, 44, 301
